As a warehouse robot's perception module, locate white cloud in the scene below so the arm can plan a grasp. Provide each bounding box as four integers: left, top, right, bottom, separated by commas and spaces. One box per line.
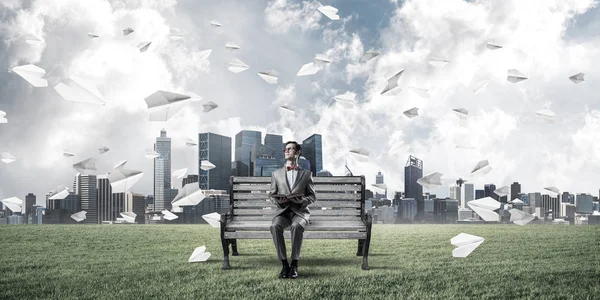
263, 0, 322, 33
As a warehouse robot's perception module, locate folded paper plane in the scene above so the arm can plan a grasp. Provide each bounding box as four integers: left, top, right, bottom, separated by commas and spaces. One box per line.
228, 58, 249, 73
380, 70, 403, 95
509, 209, 535, 226
200, 160, 216, 171
172, 183, 206, 206
1, 197, 23, 212
416, 172, 443, 189
11, 64, 48, 87
162, 210, 179, 221
451, 233, 484, 257
73, 158, 97, 172
188, 246, 211, 262
202, 212, 221, 228
403, 107, 419, 118
569, 73, 584, 83
317, 5, 340, 20
467, 197, 501, 222
507, 69, 527, 83
108, 166, 144, 193
71, 210, 87, 222
257, 70, 279, 84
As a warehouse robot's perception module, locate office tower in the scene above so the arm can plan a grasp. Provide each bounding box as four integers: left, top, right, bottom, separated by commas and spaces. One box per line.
97, 175, 113, 223
475, 189, 484, 199
127, 192, 146, 224
449, 184, 460, 201
528, 192, 542, 214
298, 156, 311, 171
520, 193, 529, 205
404, 156, 423, 219
73, 174, 80, 195
198, 132, 232, 190
154, 128, 171, 211
302, 134, 323, 176
575, 193, 594, 213
541, 194, 560, 219
375, 171, 386, 199
234, 130, 261, 176
24, 193, 36, 215
250, 143, 279, 176
400, 198, 417, 221
510, 182, 521, 201
560, 192, 571, 203
484, 184, 497, 199
78, 174, 98, 224
264, 134, 284, 167
462, 183, 474, 208
165, 188, 178, 211
145, 195, 154, 209
182, 175, 199, 188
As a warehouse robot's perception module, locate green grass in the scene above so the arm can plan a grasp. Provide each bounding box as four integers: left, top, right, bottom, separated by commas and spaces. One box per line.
0, 224, 599, 300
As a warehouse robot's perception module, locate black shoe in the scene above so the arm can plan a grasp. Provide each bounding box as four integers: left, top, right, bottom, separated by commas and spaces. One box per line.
288, 266, 298, 279
279, 265, 290, 278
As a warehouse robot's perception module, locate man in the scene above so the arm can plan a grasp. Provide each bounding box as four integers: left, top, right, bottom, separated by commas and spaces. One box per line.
269, 141, 316, 279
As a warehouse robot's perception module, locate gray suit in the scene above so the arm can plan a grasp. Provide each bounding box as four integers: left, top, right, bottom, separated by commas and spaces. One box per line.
269, 166, 316, 261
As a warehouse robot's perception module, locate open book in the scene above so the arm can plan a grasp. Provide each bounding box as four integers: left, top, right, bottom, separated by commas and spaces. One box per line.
271, 193, 304, 204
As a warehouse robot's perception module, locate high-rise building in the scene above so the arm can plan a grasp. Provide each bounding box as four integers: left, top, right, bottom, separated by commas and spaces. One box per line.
97, 175, 113, 223
510, 182, 521, 201
198, 132, 232, 191
298, 156, 311, 171
264, 134, 284, 167
462, 183, 474, 208
78, 174, 98, 224
182, 175, 199, 188
575, 193, 594, 213
449, 184, 460, 201
528, 192, 542, 214
375, 171, 386, 199
154, 128, 171, 211
128, 192, 146, 224
234, 130, 261, 176
484, 184, 497, 199
475, 189, 484, 199
404, 156, 423, 219
541, 194, 560, 219
250, 143, 280, 176
24, 193, 36, 215
301, 134, 323, 176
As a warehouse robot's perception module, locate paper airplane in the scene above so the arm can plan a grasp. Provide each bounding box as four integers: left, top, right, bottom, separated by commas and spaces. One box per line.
507, 69, 527, 83
380, 69, 403, 95
122, 27, 134, 35
53, 75, 106, 105
509, 209, 535, 226
494, 186, 509, 197
169, 28, 183, 40
467, 197, 501, 222
471, 159, 491, 175
416, 172, 443, 189
120, 211, 137, 223
145, 149, 160, 159
11, 64, 48, 87
296, 62, 320, 76
403, 107, 419, 118
98, 146, 110, 155
49, 185, 70, 200
202, 212, 221, 228
197, 49, 212, 61
225, 42, 240, 51
317, 5, 340, 20
472, 79, 489, 94
113, 160, 127, 169
333, 92, 356, 109
1, 197, 22, 213
61, 150, 75, 157
510, 198, 525, 205
185, 138, 197, 147
486, 42, 502, 50
172, 168, 188, 179
22, 33, 42, 44
371, 184, 388, 191
451, 233, 484, 258
0, 110, 6, 123
362, 50, 379, 62
108, 166, 144, 193
210, 20, 222, 27
279, 105, 296, 113
145, 90, 193, 121
569, 73, 584, 83
313, 54, 331, 66
137, 41, 151, 52
455, 143, 476, 150
200, 160, 216, 171
349, 148, 369, 158
203, 101, 218, 112
257, 70, 279, 84
453, 108, 469, 118
87, 33, 99, 38
71, 210, 87, 222
534, 108, 555, 122
162, 210, 179, 221
172, 183, 206, 206
409, 87, 430, 98
543, 186, 560, 196
429, 57, 450, 67
73, 158, 98, 172
1, 152, 16, 164
228, 58, 249, 73
188, 246, 211, 263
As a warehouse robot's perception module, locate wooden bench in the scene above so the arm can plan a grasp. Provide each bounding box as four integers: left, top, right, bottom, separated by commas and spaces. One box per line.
220, 175, 373, 270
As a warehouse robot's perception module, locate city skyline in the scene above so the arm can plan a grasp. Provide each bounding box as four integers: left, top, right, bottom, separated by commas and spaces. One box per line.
2, 0, 600, 206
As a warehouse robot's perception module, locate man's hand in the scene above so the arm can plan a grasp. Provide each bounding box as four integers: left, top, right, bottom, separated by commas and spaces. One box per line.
288, 196, 304, 204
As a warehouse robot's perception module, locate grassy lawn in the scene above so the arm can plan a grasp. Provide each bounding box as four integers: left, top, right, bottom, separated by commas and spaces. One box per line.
0, 224, 599, 299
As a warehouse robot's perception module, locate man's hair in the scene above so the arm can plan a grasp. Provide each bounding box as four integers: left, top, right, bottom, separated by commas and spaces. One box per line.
285, 141, 302, 156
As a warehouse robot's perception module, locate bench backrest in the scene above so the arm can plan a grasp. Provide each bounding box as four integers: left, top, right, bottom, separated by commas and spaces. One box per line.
229, 176, 366, 221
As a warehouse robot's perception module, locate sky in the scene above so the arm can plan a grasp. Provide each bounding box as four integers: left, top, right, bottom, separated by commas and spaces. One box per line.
1, 0, 600, 208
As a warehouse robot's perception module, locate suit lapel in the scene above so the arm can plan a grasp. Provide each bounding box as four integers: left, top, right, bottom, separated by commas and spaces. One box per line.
291, 169, 305, 191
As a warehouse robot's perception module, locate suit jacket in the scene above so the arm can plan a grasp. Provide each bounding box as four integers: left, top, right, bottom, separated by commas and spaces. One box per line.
269, 166, 317, 222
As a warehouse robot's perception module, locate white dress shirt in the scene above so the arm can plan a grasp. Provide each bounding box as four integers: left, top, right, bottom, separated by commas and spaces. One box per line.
286, 168, 298, 190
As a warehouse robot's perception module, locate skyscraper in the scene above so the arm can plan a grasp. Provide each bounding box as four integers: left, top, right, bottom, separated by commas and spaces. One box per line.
484, 184, 497, 199
302, 134, 323, 176
264, 134, 284, 167
461, 183, 474, 208
404, 156, 423, 219
375, 171, 386, 199
154, 129, 171, 211
79, 174, 98, 224
449, 184, 460, 201
510, 182, 521, 201
198, 132, 232, 191
475, 189, 484, 199
24, 193, 36, 215
97, 175, 113, 223
235, 130, 261, 176
250, 143, 280, 176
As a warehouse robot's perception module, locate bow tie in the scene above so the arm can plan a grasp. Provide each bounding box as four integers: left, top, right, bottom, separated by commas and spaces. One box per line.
286, 166, 298, 171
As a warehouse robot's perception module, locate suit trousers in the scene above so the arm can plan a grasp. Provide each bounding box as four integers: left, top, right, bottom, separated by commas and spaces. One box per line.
270, 209, 308, 261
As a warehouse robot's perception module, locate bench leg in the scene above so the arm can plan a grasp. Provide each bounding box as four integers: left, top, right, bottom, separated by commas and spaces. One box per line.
231, 239, 239, 256
220, 222, 231, 270
362, 214, 373, 270
357, 239, 365, 256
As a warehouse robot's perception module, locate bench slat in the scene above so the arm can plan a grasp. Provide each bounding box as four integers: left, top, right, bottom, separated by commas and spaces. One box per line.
233, 193, 361, 200
232, 176, 363, 184
234, 208, 360, 216
233, 184, 361, 192
224, 231, 367, 239
226, 220, 366, 231
230, 216, 362, 221
234, 201, 361, 208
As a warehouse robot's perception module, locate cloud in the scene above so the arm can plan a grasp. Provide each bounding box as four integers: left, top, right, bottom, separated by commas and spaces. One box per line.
263, 0, 322, 34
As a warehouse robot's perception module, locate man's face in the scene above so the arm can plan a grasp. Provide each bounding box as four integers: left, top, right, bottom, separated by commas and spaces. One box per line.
284, 144, 297, 160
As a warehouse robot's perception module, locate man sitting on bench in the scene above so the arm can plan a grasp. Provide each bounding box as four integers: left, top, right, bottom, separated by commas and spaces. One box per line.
269, 141, 316, 279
